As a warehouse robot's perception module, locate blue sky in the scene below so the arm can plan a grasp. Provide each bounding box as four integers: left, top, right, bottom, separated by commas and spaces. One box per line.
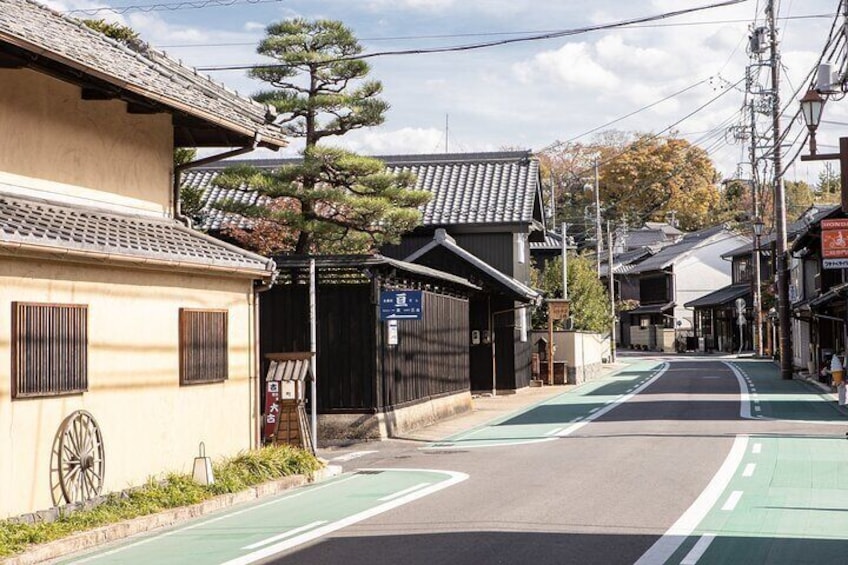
49, 0, 847, 186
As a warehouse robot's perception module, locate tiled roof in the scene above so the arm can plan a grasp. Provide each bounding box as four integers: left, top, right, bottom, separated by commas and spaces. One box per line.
180, 151, 541, 230
627, 224, 734, 274
685, 283, 750, 308
725, 205, 838, 258
0, 192, 275, 276
529, 231, 563, 250
0, 0, 286, 148
381, 152, 539, 225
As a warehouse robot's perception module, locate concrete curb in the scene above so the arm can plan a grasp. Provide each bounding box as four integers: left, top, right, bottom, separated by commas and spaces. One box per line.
2, 465, 343, 565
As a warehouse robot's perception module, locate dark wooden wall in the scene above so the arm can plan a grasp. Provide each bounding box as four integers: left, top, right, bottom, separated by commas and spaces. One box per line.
377, 292, 470, 407
260, 283, 470, 414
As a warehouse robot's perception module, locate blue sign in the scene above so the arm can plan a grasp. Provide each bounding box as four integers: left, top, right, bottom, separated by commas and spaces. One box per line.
380, 290, 423, 320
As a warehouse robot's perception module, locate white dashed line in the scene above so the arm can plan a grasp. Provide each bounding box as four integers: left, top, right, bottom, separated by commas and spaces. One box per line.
742, 463, 756, 477
752, 443, 762, 454
722, 490, 743, 511
546, 427, 565, 436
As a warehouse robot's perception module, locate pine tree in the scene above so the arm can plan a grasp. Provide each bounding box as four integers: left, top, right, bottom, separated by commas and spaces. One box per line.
215, 19, 430, 254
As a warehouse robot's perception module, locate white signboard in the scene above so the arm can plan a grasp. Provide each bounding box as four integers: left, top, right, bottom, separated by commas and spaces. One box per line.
823, 258, 848, 270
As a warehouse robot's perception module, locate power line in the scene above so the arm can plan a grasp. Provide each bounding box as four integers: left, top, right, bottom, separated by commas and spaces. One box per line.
194, 0, 751, 72
67, 0, 282, 15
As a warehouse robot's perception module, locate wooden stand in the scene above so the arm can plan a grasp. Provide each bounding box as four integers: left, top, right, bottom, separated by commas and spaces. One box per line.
264, 353, 314, 453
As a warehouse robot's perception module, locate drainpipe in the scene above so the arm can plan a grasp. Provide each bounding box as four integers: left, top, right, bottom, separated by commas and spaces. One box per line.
172, 134, 263, 226
252, 267, 277, 449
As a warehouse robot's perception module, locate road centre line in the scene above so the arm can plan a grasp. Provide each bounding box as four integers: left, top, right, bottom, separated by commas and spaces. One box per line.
742, 463, 756, 477
219, 469, 468, 565
378, 482, 431, 502
634, 435, 749, 565
721, 491, 743, 511
556, 364, 669, 438
680, 533, 716, 565
67, 474, 361, 564
242, 521, 328, 550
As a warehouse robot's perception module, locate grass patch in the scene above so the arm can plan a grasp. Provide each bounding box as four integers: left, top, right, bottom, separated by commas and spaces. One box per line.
0, 445, 321, 558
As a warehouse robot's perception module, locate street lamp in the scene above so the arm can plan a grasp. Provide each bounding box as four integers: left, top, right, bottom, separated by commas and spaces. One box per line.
752, 216, 765, 357
800, 88, 825, 155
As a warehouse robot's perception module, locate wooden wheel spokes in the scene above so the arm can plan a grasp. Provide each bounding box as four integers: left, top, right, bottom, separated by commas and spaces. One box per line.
51, 411, 105, 505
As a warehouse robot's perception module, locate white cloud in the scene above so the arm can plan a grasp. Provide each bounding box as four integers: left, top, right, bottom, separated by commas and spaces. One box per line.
515, 42, 620, 90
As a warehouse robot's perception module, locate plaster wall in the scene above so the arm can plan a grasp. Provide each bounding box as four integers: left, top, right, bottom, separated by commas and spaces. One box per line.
0, 69, 173, 215
0, 257, 257, 519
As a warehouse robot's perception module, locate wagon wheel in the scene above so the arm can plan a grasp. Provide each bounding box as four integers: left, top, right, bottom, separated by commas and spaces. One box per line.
50, 411, 105, 505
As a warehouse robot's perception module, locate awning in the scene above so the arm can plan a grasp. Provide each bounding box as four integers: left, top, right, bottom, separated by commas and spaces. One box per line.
809, 282, 848, 309
685, 284, 750, 309
628, 301, 675, 315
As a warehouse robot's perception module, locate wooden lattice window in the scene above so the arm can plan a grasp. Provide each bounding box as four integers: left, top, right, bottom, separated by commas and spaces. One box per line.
179, 309, 228, 385
12, 302, 88, 398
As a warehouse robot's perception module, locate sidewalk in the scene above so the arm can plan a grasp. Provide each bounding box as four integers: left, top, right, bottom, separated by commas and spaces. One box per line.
396, 360, 632, 443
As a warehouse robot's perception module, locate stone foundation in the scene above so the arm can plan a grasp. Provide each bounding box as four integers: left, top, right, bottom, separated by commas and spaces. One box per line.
318, 391, 474, 442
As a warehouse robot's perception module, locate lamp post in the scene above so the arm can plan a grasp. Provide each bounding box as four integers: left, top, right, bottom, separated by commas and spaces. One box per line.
800, 89, 825, 156
752, 216, 765, 357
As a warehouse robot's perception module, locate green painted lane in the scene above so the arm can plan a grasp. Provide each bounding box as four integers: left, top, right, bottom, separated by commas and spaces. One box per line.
60, 469, 467, 565
726, 360, 847, 423
663, 435, 848, 564
425, 360, 667, 449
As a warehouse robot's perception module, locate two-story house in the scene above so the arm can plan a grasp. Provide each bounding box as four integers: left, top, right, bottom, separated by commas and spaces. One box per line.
183, 152, 545, 393
0, 0, 285, 518
623, 224, 749, 352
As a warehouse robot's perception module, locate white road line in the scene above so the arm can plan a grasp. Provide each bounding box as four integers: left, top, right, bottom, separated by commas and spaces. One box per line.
546, 427, 565, 436
378, 482, 431, 501
556, 364, 668, 438
680, 533, 716, 565
634, 435, 748, 565
67, 475, 361, 564
742, 463, 756, 477
589, 407, 600, 413
242, 521, 328, 550
329, 451, 378, 462
722, 491, 743, 511
570, 417, 582, 423
754, 405, 762, 412
724, 362, 754, 419
219, 469, 469, 565
752, 443, 762, 454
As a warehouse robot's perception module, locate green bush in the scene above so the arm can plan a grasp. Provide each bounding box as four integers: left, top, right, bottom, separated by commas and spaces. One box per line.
0, 445, 321, 558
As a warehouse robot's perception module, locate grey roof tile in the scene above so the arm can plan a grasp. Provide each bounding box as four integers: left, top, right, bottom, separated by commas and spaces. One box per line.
0, 0, 286, 148
0, 192, 275, 275
181, 151, 540, 230
627, 224, 734, 274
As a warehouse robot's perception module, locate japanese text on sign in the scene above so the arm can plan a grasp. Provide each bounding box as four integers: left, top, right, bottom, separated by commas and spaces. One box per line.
380, 290, 423, 320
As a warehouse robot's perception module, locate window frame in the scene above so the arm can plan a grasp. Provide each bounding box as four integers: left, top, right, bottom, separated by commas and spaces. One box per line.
11, 302, 88, 399
179, 308, 229, 386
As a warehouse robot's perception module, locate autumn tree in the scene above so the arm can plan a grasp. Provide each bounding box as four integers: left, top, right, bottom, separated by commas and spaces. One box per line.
530, 254, 612, 333
598, 135, 719, 231
215, 19, 430, 255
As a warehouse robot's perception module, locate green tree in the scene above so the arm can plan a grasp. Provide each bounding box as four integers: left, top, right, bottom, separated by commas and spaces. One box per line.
785, 180, 815, 219
530, 255, 612, 333
215, 19, 429, 255
816, 163, 840, 204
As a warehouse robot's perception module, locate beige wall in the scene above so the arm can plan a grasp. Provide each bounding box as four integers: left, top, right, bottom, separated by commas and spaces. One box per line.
0, 256, 257, 519
0, 69, 173, 215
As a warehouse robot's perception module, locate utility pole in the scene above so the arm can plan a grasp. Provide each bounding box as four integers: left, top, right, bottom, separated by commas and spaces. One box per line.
607, 220, 616, 363
562, 222, 568, 300
768, 0, 792, 378
750, 97, 764, 358
594, 159, 602, 277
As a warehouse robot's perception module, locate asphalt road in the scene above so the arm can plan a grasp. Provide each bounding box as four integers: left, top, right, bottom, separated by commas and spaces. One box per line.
61, 357, 848, 565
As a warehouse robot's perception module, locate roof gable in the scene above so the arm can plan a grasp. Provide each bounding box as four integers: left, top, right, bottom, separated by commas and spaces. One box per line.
628, 224, 738, 274
0, 0, 286, 149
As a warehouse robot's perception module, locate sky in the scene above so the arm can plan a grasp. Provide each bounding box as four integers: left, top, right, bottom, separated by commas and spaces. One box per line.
45, 0, 848, 187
